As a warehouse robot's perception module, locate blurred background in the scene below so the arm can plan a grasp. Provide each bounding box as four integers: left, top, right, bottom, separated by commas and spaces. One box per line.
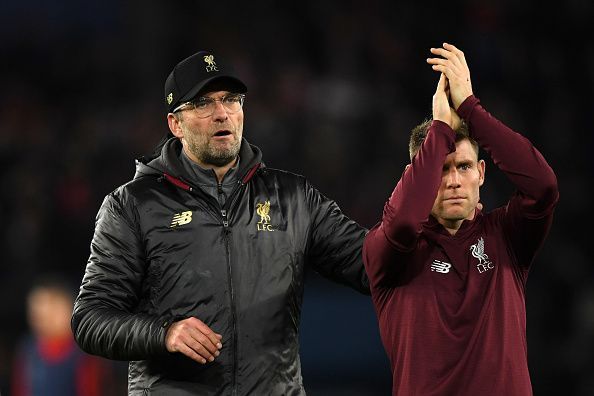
0, 0, 592, 395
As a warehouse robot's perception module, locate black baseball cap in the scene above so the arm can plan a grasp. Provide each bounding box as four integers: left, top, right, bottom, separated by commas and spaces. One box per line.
164, 50, 247, 113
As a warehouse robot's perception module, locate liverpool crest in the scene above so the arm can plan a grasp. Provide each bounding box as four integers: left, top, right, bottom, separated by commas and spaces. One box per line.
470, 237, 494, 273
256, 201, 274, 232
203, 55, 218, 72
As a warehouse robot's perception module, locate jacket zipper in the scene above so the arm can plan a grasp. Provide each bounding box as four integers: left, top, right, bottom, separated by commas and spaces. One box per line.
220, 180, 252, 396
221, 209, 236, 395
162, 165, 260, 395
186, 181, 241, 394
219, 183, 237, 395
167, 176, 240, 393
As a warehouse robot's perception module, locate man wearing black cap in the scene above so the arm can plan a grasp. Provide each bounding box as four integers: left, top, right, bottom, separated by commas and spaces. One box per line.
71, 51, 369, 395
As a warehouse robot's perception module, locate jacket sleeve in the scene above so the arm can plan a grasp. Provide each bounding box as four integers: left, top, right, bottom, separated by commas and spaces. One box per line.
458, 96, 559, 268
363, 121, 456, 288
71, 188, 169, 360
304, 179, 370, 294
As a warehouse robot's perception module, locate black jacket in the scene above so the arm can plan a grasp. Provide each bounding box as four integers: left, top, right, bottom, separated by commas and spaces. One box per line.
72, 138, 369, 395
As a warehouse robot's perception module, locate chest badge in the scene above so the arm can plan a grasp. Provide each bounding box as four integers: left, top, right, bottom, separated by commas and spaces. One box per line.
470, 237, 494, 273
170, 211, 193, 227
256, 201, 275, 232
431, 260, 451, 274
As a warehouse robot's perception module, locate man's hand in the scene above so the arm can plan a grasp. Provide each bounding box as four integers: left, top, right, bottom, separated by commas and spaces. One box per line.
427, 42, 473, 110
433, 73, 460, 130
165, 317, 223, 364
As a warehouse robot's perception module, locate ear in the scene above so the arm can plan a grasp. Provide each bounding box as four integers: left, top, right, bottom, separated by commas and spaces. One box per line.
478, 159, 486, 186
167, 113, 184, 139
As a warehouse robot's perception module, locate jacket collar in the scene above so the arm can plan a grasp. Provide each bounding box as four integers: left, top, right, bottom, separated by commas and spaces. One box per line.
423, 208, 484, 239
134, 137, 263, 183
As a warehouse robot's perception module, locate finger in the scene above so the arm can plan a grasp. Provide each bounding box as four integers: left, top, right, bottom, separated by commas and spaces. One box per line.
432, 73, 451, 124
429, 47, 462, 69
166, 330, 212, 363
426, 57, 448, 66
442, 42, 462, 58
170, 327, 218, 362
429, 47, 455, 60
433, 73, 446, 100
442, 42, 459, 52
188, 329, 221, 357
443, 42, 469, 68
430, 64, 465, 86
430, 64, 448, 75
427, 58, 462, 80
176, 342, 209, 364
429, 47, 465, 75
165, 319, 221, 361
189, 318, 223, 350
436, 72, 447, 92
427, 59, 463, 81
184, 333, 219, 362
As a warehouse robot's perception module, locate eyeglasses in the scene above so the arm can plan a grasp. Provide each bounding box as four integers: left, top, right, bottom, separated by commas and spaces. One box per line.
173, 93, 245, 118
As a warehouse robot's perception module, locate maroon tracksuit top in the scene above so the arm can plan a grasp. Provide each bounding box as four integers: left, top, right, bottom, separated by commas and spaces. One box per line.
363, 96, 559, 396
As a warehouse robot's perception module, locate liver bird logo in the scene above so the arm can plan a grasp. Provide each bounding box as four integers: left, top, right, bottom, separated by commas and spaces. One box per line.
203, 55, 218, 72
470, 237, 489, 264
256, 201, 271, 224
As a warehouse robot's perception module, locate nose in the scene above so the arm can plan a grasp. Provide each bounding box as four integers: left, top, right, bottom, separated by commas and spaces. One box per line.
211, 100, 229, 121
446, 168, 461, 188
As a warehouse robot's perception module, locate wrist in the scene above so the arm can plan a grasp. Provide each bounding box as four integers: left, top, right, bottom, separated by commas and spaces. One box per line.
454, 93, 473, 111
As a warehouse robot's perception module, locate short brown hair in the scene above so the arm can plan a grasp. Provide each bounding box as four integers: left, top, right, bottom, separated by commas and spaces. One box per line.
408, 118, 478, 160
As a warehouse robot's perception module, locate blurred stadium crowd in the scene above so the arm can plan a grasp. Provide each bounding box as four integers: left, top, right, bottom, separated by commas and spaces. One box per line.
0, 1, 592, 395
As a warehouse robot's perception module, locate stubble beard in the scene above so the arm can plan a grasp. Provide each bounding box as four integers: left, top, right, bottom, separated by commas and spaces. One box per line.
432, 201, 470, 224
188, 136, 241, 167
441, 202, 477, 225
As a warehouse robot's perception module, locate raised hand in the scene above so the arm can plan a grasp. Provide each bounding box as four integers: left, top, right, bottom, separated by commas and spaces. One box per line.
432, 73, 451, 125
427, 42, 473, 110
432, 73, 461, 131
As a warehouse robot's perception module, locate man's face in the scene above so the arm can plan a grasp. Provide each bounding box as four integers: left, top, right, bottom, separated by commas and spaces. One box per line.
170, 90, 244, 167
431, 139, 485, 225
28, 288, 73, 339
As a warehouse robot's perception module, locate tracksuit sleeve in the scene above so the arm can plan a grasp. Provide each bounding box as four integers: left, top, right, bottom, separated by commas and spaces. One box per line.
71, 190, 168, 360
457, 95, 559, 268
363, 121, 456, 287
304, 180, 370, 295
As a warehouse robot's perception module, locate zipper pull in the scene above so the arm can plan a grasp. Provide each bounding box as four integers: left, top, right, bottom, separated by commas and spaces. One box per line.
217, 182, 228, 207
221, 209, 229, 228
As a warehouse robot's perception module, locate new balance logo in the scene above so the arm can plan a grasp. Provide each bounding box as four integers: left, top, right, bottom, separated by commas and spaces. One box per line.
170, 211, 193, 227
431, 260, 451, 274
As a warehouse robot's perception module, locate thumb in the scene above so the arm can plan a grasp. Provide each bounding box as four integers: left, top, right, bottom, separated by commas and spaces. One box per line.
436, 72, 447, 93
433, 73, 451, 124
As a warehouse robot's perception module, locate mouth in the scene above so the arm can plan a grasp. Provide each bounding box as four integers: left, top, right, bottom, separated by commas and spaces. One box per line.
444, 196, 466, 202
213, 130, 232, 137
